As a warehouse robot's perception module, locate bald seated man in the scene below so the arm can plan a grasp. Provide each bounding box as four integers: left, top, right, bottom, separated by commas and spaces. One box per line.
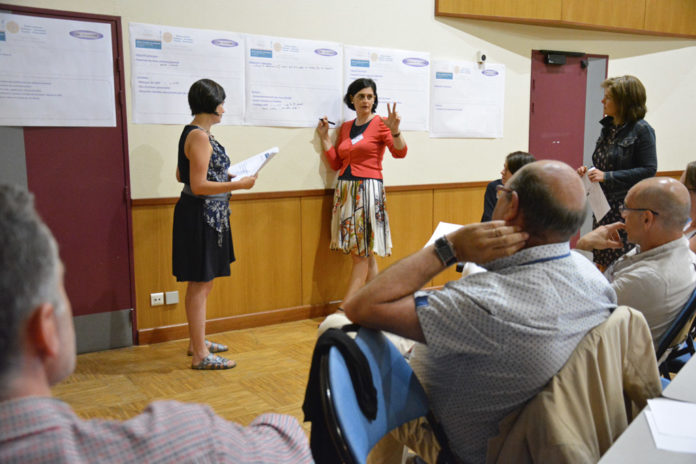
0, 185, 312, 464
344, 161, 617, 464
577, 177, 696, 345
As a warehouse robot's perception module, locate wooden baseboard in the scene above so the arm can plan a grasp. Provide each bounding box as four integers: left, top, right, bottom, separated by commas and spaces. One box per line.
136, 302, 339, 344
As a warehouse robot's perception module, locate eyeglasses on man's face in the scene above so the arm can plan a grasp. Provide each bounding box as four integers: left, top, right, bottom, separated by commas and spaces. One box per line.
495, 184, 514, 200
618, 203, 659, 216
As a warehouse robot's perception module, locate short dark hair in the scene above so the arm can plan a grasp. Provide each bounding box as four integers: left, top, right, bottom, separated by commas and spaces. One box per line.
505, 151, 536, 175
602, 75, 647, 123
0, 184, 61, 384
188, 79, 226, 115
343, 78, 378, 112
508, 165, 587, 241
684, 161, 696, 190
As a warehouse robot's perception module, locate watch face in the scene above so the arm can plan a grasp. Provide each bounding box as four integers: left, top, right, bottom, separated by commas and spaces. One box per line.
436, 237, 456, 266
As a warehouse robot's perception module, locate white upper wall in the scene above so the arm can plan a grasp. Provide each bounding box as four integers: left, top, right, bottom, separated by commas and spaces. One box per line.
6, 0, 695, 198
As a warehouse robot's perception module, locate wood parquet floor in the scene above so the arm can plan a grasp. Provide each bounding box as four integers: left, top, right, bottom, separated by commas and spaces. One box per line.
51, 318, 324, 434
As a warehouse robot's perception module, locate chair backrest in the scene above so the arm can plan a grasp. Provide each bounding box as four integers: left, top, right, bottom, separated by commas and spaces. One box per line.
486, 306, 662, 464
319, 327, 429, 464
656, 286, 696, 362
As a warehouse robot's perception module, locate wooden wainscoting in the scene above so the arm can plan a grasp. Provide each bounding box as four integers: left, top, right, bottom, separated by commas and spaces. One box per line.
132, 182, 488, 343
133, 172, 683, 344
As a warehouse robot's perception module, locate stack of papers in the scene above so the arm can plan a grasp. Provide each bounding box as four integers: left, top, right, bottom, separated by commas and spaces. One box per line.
228, 146, 279, 178
645, 398, 696, 454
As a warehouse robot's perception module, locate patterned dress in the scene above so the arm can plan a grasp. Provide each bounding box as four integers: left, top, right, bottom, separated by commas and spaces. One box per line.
172, 125, 235, 282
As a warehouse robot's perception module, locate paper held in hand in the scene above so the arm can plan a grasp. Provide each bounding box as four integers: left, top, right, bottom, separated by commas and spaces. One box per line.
228, 147, 279, 178
582, 167, 611, 222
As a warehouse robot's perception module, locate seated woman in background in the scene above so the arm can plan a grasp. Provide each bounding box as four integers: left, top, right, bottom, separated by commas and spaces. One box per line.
481, 151, 536, 222
681, 161, 696, 252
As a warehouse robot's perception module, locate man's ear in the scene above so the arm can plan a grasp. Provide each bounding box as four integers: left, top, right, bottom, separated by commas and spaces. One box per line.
502, 191, 520, 223
25, 303, 60, 360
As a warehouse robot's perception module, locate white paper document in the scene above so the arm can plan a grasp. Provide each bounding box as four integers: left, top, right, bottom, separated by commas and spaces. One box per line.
645, 398, 696, 454
344, 45, 430, 131
424, 222, 463, 248
429, 60, 505, 138
244, 34, 342, 128
228, 146, 279, 178
0, 13, 115, 127
582, 168, 611, 221
129, 22, 245, 125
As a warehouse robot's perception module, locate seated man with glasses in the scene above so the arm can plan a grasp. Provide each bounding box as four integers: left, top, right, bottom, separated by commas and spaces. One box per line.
576, 176, 696, 345
343, 161, 616, 463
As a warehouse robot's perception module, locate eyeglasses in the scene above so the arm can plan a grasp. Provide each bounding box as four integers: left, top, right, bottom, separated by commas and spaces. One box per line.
619, 203, 659, 216
496, 184, 514, 200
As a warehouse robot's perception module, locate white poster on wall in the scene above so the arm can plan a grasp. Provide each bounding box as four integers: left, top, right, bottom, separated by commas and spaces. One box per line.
343, 45, 430, 131
0, 13, 115, 127
244, 34, 342, 128
129, 22, 245, 125
430, 60, 505, 138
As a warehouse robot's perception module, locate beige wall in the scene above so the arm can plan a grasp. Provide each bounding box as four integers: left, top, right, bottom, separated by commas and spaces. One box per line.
5, 0, 695, 199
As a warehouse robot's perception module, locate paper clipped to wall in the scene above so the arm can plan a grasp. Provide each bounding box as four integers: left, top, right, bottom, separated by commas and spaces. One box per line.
228, 147, 279, 178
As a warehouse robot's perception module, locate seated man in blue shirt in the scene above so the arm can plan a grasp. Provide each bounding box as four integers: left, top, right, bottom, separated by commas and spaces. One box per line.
344, 161, 616, 463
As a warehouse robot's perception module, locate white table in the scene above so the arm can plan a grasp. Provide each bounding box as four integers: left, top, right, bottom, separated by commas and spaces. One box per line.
599, 355, 696, 463
663, 354, 696, 403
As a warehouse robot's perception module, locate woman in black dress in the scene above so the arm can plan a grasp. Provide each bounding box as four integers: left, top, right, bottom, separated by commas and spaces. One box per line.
172, 79, 256, 370
577, 75, 657, 269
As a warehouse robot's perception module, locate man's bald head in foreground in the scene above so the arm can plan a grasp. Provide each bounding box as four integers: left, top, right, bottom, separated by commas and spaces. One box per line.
501, 160, 588, 245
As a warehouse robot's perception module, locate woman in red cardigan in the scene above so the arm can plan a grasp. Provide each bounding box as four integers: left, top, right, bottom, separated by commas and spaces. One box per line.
316, 78, 407, 302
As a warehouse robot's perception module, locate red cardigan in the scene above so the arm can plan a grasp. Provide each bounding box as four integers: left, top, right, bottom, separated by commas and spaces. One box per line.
323, 117, 407, 179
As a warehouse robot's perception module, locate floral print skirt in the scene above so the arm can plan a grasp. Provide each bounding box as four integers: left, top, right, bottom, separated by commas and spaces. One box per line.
330, 179, 392, 257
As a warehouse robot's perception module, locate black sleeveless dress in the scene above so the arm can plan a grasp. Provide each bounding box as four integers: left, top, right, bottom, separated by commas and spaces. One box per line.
172, 125, 235, 282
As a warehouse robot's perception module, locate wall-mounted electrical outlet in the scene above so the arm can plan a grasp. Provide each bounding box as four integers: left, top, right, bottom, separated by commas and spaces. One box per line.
150, 292, 164, 306
165, 291, 179, 305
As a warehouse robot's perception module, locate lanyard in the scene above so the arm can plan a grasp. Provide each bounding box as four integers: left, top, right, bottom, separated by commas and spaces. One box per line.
520, 252, 571, 266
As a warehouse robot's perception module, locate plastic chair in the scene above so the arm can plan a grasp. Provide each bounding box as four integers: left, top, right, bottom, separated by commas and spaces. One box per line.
318, 327, 449, 464
655, 286, 696, 378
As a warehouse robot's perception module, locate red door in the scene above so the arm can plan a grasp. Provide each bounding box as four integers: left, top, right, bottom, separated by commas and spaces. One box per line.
529, 50, 588, 168
2, 4, 135, 334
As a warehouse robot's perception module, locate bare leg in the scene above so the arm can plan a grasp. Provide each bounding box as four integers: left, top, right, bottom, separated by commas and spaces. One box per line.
366, 254, 379, 282
344, 254, 371, 301
186, 280, 214, 365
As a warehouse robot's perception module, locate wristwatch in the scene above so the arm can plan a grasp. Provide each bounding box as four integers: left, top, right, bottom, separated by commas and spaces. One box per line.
434, 236, 457, 267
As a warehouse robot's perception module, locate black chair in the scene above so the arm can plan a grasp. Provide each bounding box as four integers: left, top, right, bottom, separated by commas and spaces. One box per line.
655, 286, 696, 378
318, 327, 455, 464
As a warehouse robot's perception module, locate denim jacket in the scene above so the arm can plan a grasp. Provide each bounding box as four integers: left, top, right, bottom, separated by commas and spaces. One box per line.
593, 116, 657, 200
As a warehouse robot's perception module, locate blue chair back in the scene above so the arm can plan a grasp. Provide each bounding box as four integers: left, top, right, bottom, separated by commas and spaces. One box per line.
656, 286, 696, 376
320, 328, 429, 464
656, 286, 696, 360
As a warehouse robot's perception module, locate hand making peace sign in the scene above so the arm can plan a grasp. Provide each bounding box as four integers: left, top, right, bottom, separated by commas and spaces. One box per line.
382, 102, 401, 136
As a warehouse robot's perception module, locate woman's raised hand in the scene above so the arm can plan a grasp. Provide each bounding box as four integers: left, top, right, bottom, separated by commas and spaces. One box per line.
383, 103, 401, 135
316, 117, 330, 137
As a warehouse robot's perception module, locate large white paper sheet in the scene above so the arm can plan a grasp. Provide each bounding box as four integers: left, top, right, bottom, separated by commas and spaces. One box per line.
244, 34, 342, 128
424, 221, 463, 248
129, 23, 245, 125
0, 13, 115, 127
582, 168, 611, 221
429, 60, 505, 138
343, 45, 430, 131
228, 146, 279, 178
645, 398, 696, 454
